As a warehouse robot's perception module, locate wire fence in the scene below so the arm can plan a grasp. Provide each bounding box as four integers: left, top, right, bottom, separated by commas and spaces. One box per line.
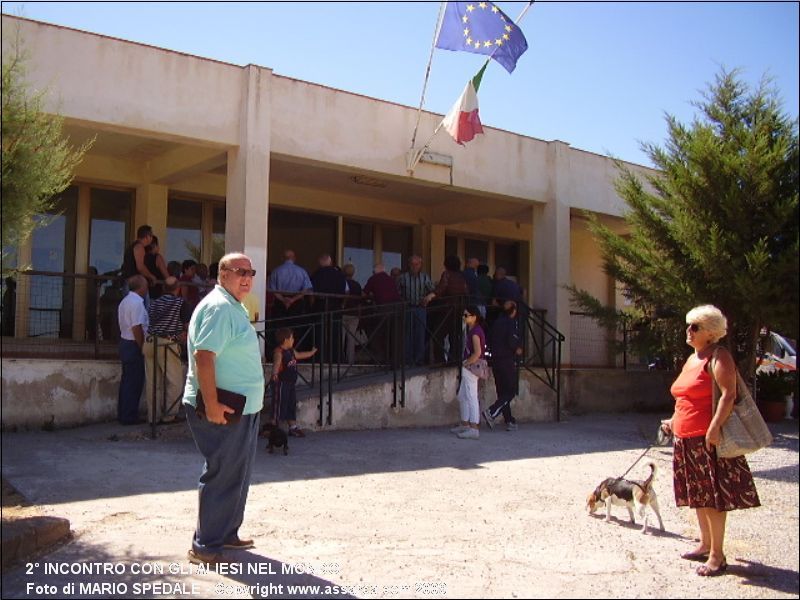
569, 312, 649, 369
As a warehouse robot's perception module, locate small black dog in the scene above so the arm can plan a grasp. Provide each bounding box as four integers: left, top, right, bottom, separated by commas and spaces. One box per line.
261, 423, 289, 455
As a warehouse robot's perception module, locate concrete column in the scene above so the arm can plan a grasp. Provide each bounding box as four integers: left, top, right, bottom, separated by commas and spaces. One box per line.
72, 185, 92, 339
531, 141, 572, 359
429, 225, 445, 281
13, 239, 32, 338
135, 184, 168, 248
225, 64, 271, 329
336, 216, 344, 266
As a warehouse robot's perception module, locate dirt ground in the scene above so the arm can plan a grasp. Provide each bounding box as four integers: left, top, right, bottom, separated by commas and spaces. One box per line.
1, 413, 798, 599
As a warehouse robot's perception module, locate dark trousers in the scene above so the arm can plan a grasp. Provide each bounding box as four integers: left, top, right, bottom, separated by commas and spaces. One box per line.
489, 359, 518, 424
362, 305, 395, 365
272, 380, 298, 423
186, 407, 260, 553
429, 300, 462, 364
118, 339, 144, 424
271, 298, 311, 350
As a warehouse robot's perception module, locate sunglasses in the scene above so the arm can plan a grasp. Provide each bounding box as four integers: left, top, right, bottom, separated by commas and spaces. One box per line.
463, 312, 474, 318
687, 323, 702, 332
224, 267, 256, 277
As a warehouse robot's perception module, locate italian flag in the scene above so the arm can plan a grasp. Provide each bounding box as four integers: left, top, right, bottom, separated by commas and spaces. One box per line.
441, 64, 488, 145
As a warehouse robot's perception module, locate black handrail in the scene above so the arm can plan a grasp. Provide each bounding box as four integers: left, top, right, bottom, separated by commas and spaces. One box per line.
516, 301, 565, 421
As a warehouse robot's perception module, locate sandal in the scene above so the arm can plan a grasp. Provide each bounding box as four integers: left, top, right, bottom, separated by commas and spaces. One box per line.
681, 550, 710, 562
696, 560, 727, 577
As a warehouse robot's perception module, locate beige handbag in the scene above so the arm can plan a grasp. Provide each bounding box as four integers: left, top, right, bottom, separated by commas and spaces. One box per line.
465, 358, 490, 380
710, 347, 773, 458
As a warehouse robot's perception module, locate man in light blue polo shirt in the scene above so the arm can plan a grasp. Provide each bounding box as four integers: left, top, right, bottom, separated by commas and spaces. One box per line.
183, 252, 264, 566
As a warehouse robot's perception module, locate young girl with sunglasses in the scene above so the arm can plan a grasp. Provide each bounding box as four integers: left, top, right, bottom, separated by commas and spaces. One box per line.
451, 305, 487, 439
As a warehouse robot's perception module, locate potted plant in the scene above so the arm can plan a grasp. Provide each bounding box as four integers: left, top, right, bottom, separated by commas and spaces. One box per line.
756, 370, 795, 422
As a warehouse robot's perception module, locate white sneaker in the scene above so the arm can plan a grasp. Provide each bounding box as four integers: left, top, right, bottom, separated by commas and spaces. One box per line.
450, 425, 469, 434
506, 422, 518, 431
457, 428, 480, 440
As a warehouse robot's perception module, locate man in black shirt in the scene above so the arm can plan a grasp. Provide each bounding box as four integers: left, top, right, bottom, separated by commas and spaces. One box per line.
483, 300, 523, 431
311, 254, 347, 360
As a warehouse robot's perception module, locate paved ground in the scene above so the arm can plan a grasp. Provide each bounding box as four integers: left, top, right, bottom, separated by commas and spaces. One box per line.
1, 413, 798, 599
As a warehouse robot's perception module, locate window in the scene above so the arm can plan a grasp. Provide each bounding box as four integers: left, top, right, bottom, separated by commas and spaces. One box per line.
382, 225, 412, 275
445, 235, 458, 260
167, 198, 203, 264
464, 238, 489, 264
268, 209, 337, 276
343, 221, 374, 286
30, 186, 78, 338
212, 205, 226, 265
494, 242, 519, 277
89, 188, 132, 276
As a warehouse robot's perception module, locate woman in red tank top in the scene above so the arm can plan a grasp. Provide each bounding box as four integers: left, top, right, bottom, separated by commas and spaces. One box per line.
662, 305, 760, 577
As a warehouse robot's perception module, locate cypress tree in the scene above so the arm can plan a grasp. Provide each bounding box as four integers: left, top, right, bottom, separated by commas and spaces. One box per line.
575, 69, 799, 373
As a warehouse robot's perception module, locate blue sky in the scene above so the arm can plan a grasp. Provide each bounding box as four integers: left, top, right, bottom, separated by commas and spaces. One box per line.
3, 1, 798, 167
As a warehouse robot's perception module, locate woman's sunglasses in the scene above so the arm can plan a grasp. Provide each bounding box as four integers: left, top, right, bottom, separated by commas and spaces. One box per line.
687, 323, 702, 332
463, 312, 474, 318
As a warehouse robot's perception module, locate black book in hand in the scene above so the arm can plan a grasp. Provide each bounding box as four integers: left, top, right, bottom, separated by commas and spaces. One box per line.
196, 388, 246, 425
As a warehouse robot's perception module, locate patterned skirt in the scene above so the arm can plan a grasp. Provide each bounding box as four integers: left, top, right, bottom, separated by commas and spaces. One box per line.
673, 435, 761, 512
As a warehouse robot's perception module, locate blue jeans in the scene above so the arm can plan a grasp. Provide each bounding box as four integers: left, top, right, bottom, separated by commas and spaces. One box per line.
186, 406, 260, 554
118, 339, 144, 424
406, 306, 427, 365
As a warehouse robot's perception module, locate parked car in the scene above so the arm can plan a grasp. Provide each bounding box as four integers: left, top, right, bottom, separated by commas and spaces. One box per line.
757, 330, 796, 374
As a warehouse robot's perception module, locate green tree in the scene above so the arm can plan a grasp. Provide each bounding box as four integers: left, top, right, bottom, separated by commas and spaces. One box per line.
1, 25, 92, 268
572, 69, 799, 374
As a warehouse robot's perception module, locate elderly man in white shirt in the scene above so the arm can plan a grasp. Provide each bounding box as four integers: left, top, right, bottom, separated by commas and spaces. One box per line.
117, 275, 149, 424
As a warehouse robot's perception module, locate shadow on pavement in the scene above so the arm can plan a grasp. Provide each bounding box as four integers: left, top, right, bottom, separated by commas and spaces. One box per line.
2, 415, 797, 510
730, 559, 800, 596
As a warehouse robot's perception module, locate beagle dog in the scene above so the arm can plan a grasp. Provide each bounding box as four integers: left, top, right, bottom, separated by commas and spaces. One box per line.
586, 462, 664, 534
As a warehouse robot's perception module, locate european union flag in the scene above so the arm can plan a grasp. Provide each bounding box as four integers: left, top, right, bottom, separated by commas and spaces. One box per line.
435, 1, 528, 73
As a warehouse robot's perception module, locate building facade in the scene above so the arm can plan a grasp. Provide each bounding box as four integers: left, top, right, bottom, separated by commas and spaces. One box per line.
2, 15, 653, 369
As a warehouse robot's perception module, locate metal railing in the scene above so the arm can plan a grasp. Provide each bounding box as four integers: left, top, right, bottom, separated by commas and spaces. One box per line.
255, 294, 470, 425
1, 270, 125, 359
2, 271, 566, 425
145, 335, 186, 438
519, 304, 565, 421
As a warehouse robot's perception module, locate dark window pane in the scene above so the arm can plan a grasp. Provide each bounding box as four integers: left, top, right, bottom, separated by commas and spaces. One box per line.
167, 198, 203, 263
382, 225, 411, 274
90, 188, 132, 276
445, 235, 458, 261
30, 186, 78, 338
464, 238, 488, 264
343, 221, 375, 286
494, 242, 519, 277
268, 209, 337, 275
212, 205, 226, 264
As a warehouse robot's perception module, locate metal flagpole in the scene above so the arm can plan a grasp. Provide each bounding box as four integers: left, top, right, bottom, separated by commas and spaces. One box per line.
410, 2, 447, 152
407, 1, 537, 175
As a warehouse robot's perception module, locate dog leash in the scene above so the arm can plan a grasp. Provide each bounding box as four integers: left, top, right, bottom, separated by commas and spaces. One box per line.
617, 445, 654, 481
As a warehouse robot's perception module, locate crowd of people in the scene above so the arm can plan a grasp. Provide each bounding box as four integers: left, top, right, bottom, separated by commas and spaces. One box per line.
114, 227, 530, 435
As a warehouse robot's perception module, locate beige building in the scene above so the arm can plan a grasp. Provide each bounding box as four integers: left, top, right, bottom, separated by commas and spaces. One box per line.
1, 16, 664, 428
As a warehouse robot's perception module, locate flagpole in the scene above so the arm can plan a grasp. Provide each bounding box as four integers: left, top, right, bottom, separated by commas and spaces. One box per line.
410, 2, 447, 151
407, 1, 536, 175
